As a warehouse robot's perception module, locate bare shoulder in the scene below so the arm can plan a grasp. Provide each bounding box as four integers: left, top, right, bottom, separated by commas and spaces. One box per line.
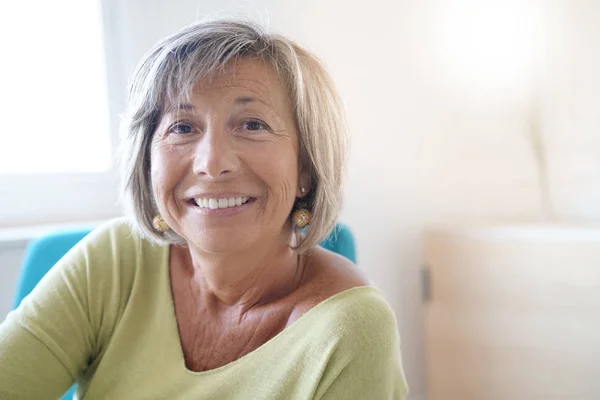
307, 246, 370, 290
291, 246, 371, 317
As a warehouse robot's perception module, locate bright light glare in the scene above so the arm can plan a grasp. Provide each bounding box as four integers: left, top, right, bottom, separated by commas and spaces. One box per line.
0, 0, 111, 174
434, 0, 547, 93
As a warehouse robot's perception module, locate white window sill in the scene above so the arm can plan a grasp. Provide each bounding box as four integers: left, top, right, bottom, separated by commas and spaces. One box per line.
0, 218, 113, 250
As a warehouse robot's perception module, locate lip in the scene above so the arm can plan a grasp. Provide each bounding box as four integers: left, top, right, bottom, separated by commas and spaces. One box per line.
185, 196, 257, 216
184, 193, 256, 200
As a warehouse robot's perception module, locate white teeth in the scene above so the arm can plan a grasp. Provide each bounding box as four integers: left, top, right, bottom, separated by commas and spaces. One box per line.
194, 196, 249, 209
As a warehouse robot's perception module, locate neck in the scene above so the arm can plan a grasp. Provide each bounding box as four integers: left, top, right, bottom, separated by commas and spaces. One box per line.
172, 233, 304, 313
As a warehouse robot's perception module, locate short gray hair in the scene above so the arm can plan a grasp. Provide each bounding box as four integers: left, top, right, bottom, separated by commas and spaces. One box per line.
119, 19, 348, 253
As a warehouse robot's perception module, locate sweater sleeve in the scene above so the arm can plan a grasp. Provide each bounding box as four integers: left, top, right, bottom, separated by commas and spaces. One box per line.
0, 220, 128, 399
314, 290, 409, 400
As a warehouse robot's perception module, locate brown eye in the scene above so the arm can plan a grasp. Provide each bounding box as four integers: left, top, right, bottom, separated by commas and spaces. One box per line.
168, 122, 194, 134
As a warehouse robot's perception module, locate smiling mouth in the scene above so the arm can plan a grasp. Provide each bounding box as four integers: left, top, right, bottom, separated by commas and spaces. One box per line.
188, 196, 256, 210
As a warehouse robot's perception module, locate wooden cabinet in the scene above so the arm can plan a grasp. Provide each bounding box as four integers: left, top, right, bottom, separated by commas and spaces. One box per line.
423, 225, 600, 400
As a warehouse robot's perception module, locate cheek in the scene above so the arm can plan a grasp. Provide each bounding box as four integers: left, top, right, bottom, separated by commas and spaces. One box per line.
150, 144, 187, 197
262, 151, 299, 205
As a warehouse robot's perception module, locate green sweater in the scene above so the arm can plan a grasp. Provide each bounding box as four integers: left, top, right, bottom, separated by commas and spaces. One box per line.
0, 219, 408, 399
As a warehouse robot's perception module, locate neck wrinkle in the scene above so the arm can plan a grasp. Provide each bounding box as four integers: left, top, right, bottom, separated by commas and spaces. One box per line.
173, 233, 304, 316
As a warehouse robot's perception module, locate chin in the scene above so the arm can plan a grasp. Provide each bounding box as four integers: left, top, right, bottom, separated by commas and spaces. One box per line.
186, 227, 254, 254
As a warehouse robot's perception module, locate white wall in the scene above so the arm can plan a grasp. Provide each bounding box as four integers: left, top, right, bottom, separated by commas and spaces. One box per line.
3, 1, 600, 400
0, 246, 25, 318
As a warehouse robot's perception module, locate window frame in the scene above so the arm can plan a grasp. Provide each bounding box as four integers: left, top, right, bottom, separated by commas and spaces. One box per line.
0, 0, 126, 227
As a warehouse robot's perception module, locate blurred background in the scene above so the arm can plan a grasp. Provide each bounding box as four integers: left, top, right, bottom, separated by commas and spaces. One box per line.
2, 0, 600, 399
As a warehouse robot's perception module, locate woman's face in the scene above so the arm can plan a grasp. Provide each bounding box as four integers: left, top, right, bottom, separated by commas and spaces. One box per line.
151, 58, 308, 253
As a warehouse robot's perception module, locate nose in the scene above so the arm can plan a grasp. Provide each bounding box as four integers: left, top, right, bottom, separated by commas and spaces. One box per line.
192, 123, 238, 178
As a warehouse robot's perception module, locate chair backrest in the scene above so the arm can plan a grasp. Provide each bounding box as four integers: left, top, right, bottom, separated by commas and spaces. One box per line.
13, 229, 92, 309
14, 223, 356, 308
11, 222, 355, 400
11, 231, 91, 400
12, 229, 91, 400
14, 223, 356, 309
319, 223, 357, 263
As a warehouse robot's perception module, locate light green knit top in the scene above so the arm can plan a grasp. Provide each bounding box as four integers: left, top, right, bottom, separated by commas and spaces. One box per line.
0, 219, 408, 399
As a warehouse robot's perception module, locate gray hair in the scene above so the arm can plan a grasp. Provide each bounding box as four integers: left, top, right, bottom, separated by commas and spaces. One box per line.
119, 19, 348, 253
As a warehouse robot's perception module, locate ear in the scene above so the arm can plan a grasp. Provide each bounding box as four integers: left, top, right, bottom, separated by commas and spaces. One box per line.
296, 172, 311, 198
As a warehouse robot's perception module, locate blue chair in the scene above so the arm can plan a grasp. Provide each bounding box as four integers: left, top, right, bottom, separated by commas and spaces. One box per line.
13, 229, 92, 310
319, 222, 357, 264
12, 229, 91, 400
12, 222, 356, 399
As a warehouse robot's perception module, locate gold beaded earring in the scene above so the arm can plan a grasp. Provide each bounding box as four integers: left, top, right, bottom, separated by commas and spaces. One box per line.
152, 215, 170, 233
292, 188, 312, 228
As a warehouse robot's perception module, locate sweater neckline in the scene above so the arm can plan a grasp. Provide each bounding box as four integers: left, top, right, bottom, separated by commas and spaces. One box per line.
158, 245, 381, 377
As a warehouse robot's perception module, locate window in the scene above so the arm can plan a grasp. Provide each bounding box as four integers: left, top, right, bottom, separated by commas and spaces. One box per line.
0, 0, 121, 226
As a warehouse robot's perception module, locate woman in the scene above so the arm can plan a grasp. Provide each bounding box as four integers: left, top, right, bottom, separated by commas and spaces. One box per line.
0, 20, 408, 399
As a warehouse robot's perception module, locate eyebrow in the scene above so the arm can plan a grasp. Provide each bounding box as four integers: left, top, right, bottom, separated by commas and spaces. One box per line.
165, 96, 272, 111
164, 103, 195, 114
235, 96, 254, 105
234, 96, 286, 125
234, 96, 273, 108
